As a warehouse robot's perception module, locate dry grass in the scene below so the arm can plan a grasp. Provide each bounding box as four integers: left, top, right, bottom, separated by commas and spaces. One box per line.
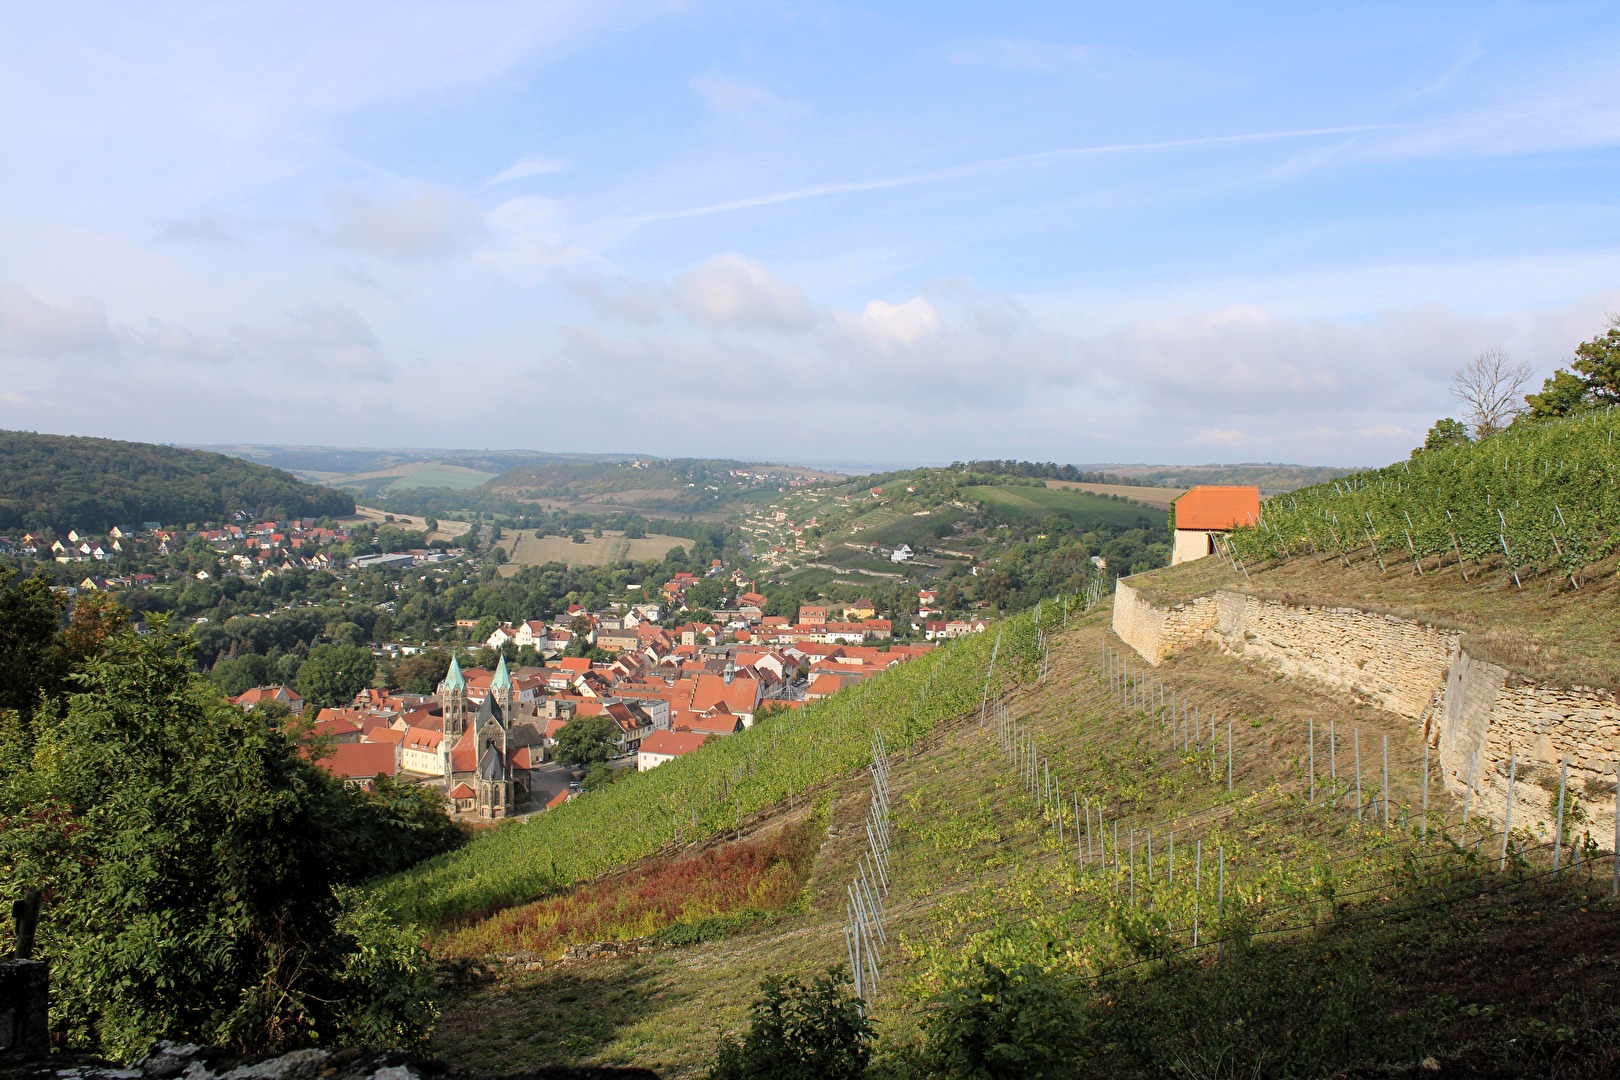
342, 505, 473, 545
1125, 550, 1620, 690
495, 529, 690, 574
1044, 479, 1179, 509
435, 815, 821, 960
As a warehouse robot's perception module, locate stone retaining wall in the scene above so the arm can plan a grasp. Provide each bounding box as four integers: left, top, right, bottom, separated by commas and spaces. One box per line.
1111, 580, 1218, 665
1113, 580, 1620, 841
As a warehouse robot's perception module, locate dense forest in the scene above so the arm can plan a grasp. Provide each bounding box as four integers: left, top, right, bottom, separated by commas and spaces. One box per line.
0, 430, 354, 532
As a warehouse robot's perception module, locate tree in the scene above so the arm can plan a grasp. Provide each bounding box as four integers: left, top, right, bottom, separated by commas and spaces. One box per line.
1524, 368, 1592, 420
1571, 320, 1620, 404
921, 959, 1086, 1080
1416, 417, 1471, 454
0, 620, 436, 1055
1451, 348, 1533, 439
552, 713, 618, 768
210, 654, 271, 697
296, 643, 376, 708
389, 651, 450, 695
0, 567, 68, 721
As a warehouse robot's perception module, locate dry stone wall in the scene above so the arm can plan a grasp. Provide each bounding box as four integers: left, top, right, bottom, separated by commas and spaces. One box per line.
1112, 578, 1620, 842
1111, 580, 1218, 665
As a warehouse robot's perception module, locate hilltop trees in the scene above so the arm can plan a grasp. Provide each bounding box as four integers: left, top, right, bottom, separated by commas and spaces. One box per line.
1417, 418, 1471, 454
1451, 348, 1533, 439
1525, 317, 1620, 419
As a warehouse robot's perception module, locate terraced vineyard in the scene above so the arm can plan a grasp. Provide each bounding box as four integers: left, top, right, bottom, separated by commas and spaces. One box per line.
427, 590, 1620, 1076
1227, 409, 1620, 585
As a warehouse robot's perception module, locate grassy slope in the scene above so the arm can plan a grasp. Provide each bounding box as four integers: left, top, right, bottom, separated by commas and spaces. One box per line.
962, 484, 1165, 530
426, 598, 1620, 1077
1129, 547, 1620, 690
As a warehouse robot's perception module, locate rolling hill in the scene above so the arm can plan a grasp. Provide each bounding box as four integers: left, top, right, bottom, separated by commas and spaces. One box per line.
0, 430, 354, 532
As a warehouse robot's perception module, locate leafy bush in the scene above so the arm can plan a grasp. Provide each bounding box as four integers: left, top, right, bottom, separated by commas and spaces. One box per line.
707, 968, 873, 1080
921, 959, 1088, 1080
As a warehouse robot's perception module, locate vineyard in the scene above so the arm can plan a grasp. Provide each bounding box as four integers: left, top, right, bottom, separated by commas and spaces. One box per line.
1224, 408, 1620, 585
429, 594, 1620, 1076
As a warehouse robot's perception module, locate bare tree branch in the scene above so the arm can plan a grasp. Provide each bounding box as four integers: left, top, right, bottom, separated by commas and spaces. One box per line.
1451, 348, 1533, 439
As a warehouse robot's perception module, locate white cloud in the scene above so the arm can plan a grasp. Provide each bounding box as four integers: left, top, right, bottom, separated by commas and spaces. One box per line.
322, 186, 489, 261
229, 304, 390, 380
672, 254, 815, 330
850, 297, 941, 347
0, 282, 118, 357
1, 391, 25, 406
488, 156, 567, 185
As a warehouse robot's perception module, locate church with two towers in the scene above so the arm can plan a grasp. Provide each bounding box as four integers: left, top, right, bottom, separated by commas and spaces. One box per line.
437, 655, 547, 819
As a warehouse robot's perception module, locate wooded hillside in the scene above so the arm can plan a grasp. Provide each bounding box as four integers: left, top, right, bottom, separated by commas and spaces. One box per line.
0, 430, 354, 532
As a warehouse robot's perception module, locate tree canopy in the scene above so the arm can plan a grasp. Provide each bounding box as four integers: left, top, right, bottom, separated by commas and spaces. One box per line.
0, 620, 449, 1055
1523, 323, 1620, 420
296, 643, 377, 708
553, 713, 619, 768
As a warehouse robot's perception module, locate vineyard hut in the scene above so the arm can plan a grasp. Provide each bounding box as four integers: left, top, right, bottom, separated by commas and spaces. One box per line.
1171, 485, 1261, 565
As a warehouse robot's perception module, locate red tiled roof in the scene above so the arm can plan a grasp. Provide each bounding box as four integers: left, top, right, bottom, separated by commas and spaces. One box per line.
450, 782, 475, 799
689, 674, 761, 715
319, 741, 398, 780
1174, 486, 1261, 531
639, 730, 709, 757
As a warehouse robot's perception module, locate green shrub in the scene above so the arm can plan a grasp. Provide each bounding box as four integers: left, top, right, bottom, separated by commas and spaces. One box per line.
921, 959, 1088, 1080
707, 968, 873, 1080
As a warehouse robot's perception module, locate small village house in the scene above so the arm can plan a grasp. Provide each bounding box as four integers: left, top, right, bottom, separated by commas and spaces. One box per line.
1171, 485, 1261, 565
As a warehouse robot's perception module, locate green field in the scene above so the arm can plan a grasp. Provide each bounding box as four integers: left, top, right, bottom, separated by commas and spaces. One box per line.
963, 484, 1167, 530
388, 461, 497, 491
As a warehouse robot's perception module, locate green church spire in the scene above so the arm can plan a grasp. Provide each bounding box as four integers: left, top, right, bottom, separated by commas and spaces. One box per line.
443, 654, 466, 691
491, 654, 511, 691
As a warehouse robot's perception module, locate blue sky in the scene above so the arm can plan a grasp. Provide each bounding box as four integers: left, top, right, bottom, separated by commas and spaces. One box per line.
2, 2, 1618, 468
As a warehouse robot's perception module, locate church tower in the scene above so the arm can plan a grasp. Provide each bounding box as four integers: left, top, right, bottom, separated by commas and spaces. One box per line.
490, 653, 514, 723
439, 654, 467, 779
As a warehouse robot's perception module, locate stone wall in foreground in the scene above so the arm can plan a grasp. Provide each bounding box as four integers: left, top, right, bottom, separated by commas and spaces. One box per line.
1112, 579, 1620, 841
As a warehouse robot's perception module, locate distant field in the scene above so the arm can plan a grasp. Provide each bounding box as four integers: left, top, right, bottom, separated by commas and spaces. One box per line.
304, 459, 496, 496
1044, 479, 1179, 510
498, 529, 689, 573
962, 484, 1166, 529
388, 462, 497, 491
344, 505, 472, 545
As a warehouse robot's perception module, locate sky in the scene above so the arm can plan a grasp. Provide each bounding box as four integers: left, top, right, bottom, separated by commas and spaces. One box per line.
2, 1, 1618, 469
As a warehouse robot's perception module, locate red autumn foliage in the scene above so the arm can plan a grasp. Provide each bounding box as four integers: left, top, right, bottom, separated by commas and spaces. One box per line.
436, 815, 820, 959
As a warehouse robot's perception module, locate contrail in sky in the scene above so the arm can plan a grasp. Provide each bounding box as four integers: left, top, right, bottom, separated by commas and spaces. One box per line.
614, 124, 1388, 225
